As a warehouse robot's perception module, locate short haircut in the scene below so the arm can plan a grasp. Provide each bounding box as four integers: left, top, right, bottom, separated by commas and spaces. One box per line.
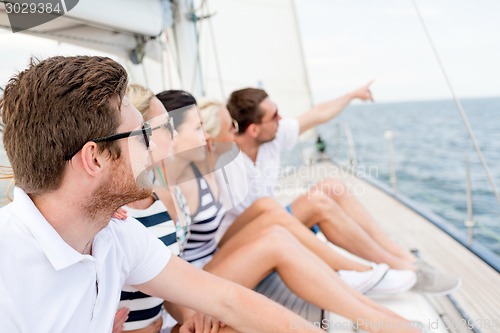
1, 56, 128, 194
226, 88, 268, 134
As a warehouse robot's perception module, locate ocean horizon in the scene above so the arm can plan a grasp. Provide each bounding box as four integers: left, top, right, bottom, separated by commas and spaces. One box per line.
283, 96, 500, 256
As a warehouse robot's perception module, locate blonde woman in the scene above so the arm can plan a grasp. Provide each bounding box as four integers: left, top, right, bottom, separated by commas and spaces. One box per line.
113, 84, 178, 333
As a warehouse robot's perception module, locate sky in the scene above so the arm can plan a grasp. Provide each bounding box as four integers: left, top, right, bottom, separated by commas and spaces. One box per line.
296, 0, 500, 102
1, 0, 499, 103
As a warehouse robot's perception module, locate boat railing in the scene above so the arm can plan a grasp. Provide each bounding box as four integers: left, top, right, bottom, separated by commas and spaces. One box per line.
384, 130, 398, 192
332, 122, 358, 169
328, 121, 500, 255
463, 154, 500, 247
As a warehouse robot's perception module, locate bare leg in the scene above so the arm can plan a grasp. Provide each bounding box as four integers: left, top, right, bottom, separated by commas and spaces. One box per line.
206, 222, 419, 333
291, 190, 415, 270
313, 177, 416, 263
219, 197, 370, 272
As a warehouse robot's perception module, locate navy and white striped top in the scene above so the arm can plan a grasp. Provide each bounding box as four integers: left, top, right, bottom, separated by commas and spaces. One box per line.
181, 163, 225, 264
118, 194, 179, 331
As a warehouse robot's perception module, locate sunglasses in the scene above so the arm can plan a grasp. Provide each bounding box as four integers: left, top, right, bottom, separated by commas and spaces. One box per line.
260, 110, 280, 124
65, 122, 153, 160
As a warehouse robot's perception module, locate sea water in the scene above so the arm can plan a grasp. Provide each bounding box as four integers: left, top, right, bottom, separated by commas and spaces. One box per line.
284, 96, 500, 256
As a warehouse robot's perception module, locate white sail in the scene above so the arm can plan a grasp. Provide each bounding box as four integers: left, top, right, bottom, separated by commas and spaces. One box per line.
1, 0, 313, 115
194, 0, 313, 116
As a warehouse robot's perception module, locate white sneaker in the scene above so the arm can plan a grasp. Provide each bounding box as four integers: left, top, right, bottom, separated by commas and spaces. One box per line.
339, 264, 417, 295
365, 268, 417, 296
338, 263, 388, 293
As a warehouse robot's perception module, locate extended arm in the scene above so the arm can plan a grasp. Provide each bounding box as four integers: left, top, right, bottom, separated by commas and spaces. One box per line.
297, 81, 374, 134
135, 256, 321, 333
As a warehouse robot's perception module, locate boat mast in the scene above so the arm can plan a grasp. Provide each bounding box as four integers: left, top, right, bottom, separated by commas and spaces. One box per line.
173, 0, 205, 97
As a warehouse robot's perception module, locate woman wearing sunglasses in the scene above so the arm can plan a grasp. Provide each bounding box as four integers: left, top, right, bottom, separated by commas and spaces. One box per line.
156, 90, 424, 333
113, 84, 181, 333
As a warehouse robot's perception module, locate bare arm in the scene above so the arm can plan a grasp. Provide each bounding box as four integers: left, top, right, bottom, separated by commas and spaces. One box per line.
297, 81, 374, 134
135, 256, 322, 333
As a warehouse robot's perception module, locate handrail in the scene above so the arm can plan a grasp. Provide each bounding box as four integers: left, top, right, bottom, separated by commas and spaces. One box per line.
333, 122, 358, 168
384, 130, 398, 192
464, 155, 475, 246
343, 123, 358, 168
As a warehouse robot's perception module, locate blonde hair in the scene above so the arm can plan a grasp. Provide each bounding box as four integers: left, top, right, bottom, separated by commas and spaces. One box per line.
198, 100, 225, 137
126, 83, 155, 120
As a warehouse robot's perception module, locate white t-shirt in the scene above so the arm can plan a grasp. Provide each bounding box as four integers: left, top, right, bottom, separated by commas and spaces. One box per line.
0, 187, 171, 333
216, 118, 299, 241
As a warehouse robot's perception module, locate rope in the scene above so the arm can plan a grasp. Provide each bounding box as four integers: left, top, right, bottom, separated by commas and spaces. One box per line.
411, 0, 500, 209
206, 0, 226, 99
168, 29, 184, 88
164, 34, 174, 89
190, 5, 205, 95
159, 33, 167, 91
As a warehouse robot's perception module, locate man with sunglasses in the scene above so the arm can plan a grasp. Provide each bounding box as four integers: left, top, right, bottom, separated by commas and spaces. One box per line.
224, 85, 460, 295
0, 56, 322, 333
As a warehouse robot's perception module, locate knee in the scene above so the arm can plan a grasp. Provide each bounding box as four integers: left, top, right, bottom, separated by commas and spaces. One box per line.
252, 197, 281, 212
307, 191, 344, 220
246, 225, 302, 265
259, 225, 299, 251
319, 177, 349, 198
308, 191, 334, 211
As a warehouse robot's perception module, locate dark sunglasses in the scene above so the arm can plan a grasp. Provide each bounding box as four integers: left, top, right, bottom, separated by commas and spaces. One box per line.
260, 110, 280, 124
65, 122, 153, 160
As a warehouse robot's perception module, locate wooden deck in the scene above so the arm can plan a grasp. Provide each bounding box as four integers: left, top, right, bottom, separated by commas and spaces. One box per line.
276, 161, 500, 333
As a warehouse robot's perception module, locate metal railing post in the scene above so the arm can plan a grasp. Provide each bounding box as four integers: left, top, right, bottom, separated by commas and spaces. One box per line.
334, 123, 341, 160
464, 154, 475, 246
343, 123, 358, 169
384, 130, 398, 192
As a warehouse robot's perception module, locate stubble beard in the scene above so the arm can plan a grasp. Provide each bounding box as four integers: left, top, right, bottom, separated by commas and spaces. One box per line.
84, 159, 152, 225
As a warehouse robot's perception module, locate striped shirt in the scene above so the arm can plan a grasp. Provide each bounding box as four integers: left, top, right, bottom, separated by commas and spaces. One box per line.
181, 163, 225, 264
118, 194, 179, 331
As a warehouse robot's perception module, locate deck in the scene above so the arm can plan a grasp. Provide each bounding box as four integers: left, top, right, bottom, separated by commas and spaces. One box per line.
274, 161, 500, 333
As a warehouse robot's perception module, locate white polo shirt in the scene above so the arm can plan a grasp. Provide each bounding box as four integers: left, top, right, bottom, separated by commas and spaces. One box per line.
216, 118, 299, 241
0, 187, 171, 333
